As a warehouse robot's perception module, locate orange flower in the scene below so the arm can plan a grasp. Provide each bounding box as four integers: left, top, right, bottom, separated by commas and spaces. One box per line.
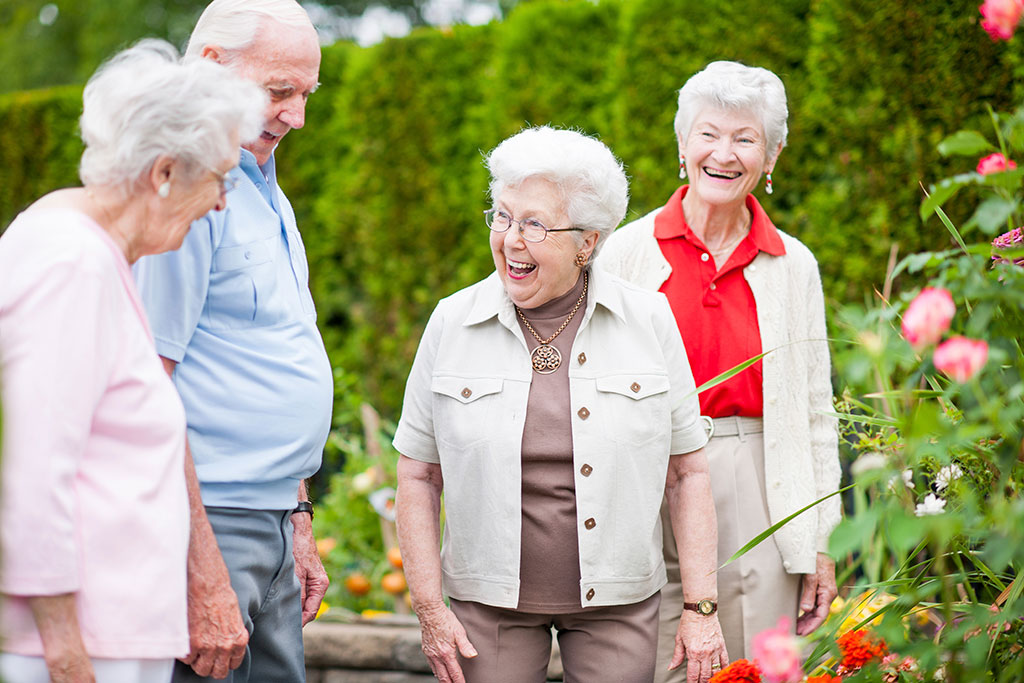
837, 629, 888, 671
709, 659, 762, 683
807, 676, 842, 683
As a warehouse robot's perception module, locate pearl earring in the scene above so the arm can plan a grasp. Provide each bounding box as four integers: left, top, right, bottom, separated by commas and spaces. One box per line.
679, 157, 687, 180
765, 172, 774, 195
157, 182, 170, 198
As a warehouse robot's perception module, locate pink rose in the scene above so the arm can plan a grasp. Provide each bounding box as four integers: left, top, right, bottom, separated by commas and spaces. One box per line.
933, 337, 988, 382
976, 152, 1018, 175
901, 288, 955, 351
751, 617, 803, 683
980, 0, 1024, 40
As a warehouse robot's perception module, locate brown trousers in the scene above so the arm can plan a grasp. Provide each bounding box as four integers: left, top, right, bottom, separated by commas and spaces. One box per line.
450, 592, 660, 683
654, 426, 801, 683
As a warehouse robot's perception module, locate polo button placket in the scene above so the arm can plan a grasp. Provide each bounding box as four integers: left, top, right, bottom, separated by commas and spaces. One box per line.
701, 253, 710, 262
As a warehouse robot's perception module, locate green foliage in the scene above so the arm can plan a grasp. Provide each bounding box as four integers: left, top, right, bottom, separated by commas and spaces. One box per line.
2, 0, 1022, 432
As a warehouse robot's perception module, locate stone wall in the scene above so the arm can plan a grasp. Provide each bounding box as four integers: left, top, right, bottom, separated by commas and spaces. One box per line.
304, 618, 563, 682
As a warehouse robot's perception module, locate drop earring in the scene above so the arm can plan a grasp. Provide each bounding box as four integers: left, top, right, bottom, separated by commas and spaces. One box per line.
764, 172, 773, 195
679, 157, 687, 180
157, 182, 171, 198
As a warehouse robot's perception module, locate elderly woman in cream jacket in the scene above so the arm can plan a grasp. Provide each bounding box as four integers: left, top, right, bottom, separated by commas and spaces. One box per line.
600, 61, 842, 682
394, 127, 729, 683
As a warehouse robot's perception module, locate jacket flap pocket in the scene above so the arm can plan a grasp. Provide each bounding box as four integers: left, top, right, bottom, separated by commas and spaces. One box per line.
431, 376, 503, 404
595, 374, 669, 400
213, 239, 272, 272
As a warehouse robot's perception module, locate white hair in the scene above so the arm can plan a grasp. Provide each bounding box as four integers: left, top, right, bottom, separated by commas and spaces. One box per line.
79, 39, 266, 194
674, 60, 789, 160
485, 126, 629, 258
185, 0, 314, 62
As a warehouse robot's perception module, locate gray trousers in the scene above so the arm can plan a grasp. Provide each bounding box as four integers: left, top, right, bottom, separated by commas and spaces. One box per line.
654, 427, 801, 683
450, 593, 660, 683
173, 508, 304, 683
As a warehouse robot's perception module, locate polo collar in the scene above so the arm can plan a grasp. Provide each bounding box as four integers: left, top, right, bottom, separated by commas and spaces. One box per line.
653, 185, 786, 256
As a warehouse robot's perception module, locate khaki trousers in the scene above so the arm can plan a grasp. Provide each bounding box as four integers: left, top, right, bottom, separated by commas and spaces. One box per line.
451, 593, 660, 683
654, 425, 801, 683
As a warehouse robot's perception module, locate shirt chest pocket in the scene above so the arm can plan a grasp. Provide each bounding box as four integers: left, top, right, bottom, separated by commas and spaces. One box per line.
206, 237, 290, 330
431, 376, 504, 450
595, 373, 671, 448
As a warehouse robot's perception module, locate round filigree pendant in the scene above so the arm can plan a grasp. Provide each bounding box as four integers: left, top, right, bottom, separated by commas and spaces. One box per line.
530, 344, 561, 374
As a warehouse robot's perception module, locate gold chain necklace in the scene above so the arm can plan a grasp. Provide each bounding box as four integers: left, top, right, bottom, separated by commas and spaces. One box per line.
515, 271, 588, 375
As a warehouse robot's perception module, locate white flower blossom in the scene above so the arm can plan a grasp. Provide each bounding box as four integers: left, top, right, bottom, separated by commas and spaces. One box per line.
915, 493, 947, 517
935, 464, 963, 492
889, 468, 915, 492
851, 452, 887, 476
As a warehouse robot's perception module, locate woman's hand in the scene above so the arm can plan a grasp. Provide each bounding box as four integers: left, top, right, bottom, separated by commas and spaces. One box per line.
416, 602, 478, 683
796, 553, 837, 635
28, 594, 96, 683
669, 611, 728, 683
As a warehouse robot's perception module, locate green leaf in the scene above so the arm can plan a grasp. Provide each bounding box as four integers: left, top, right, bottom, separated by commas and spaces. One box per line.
826, 501, 878, 559
919, 174, 973, 221
937, 130, 992, 157
968, 196, 1019, 234
886, 510, 928, 553
720, 485, 856, 569
825, 410, 899, 427
932, 203, 970, 255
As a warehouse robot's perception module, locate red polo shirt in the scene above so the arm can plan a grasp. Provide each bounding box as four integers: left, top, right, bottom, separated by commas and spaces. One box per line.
655, 186, 786, 418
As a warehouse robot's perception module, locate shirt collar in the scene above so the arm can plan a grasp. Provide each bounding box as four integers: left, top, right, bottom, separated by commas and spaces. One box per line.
462, 267, 628, 329
238, 148, 277, 186
653, 185, 786, 256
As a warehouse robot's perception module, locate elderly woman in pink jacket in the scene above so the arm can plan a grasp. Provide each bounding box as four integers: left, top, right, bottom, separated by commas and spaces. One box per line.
0, 41, 263, 683
601, 61, 842, 682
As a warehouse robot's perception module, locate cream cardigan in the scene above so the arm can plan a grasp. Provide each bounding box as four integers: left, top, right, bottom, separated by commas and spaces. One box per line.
599, 206, 841, 574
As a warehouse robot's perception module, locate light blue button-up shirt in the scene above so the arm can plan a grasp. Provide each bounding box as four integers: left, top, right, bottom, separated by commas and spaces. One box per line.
134, 150, 333, 510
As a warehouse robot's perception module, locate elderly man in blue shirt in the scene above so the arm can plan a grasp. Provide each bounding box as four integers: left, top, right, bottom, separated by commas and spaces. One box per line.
133, 1, 333, 681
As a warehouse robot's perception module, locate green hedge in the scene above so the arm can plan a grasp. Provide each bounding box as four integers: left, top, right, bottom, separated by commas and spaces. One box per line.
1, 0, 1020, 423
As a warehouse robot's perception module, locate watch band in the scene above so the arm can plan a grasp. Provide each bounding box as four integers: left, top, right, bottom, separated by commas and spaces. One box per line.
292, 500, 314, 519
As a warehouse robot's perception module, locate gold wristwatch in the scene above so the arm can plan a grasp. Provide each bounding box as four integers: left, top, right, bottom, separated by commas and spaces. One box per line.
683, 599, 718, 615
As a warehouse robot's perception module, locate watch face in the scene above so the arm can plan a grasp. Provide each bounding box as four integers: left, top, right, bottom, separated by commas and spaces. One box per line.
698, 599, 716, 615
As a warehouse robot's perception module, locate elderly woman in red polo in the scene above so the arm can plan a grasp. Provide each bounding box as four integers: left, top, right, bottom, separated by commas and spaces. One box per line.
601, 60, 842, 682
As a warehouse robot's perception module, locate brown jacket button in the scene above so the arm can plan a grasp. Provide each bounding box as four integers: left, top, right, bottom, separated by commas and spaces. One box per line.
461, 387, 472, 398
586, 588, 595, 601
584, 517, 596, 530
578, 352, 587, 365
630, 382, 641, 393
577, 406, 590, 420
580, 464, 593, 477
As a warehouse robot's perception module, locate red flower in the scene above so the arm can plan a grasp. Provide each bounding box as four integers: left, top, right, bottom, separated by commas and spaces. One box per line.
710, 659, 763, 683
992, 227, 1024, 266
979, 0, 1024, 40
976, 152, 1018, 174
807, 676, 842, 683
836, 629, 888, 671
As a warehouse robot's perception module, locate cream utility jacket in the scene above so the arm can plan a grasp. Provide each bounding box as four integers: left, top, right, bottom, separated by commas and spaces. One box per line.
393, 268, 708, 609
600, 206, 842, 574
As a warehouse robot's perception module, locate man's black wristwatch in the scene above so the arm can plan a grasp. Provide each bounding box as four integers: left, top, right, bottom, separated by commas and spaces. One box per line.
292, 501, 314, 519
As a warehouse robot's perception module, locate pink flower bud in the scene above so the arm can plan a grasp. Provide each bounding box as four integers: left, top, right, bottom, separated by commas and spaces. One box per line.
901, 288, 955, 351
979, 0, 1024, 41
977, 152, 1018, 175
933, 337, 988, 382
752, 617, 803, 683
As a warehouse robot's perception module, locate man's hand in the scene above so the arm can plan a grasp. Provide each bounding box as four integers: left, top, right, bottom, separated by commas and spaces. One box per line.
796, 553, 837, 635
292, 510, 329, 625
180, 538, 248, 679
669, 611, 729, 683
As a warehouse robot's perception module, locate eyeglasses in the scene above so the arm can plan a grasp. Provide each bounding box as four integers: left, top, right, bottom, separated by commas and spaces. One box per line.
484, 209, 586, 243
205, 165, 239, 195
